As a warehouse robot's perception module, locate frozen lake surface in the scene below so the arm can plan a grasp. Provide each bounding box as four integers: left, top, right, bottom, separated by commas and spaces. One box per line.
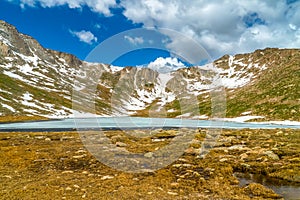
0, 117, 300, 131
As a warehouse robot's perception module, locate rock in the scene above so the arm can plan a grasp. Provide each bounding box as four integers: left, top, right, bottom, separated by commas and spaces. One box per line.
101, 175, 114, 180
228, 145, 250, 151
240, 153, 248, 160
199, 177, 206, 182
240, 163, 251, 169
178, 158, 187, 162
205, 168, 215, 172
219, 158, 228, 162
62, 170, 74, 174
45, 138, 51, 141
275, 131, 283, 136
273, 162, 283, 166
75, 150, 86, 154
152, 138, 165, 142
193, 171, 201, 177
65, 187, 72, 191
167, 191, 178, 195
170, 182, 179, 187
173, 164, 182, 168
116, 142, 127, 147
184, 147, 200, 155
263, 151, 279, 160
73, 154, 86, 159
263, 143, 270, 147
144, 152, 153, 158
35, 136, 44, 139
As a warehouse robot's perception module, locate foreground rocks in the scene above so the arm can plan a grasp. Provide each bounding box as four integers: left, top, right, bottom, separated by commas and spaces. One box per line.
0, 129, 299, 199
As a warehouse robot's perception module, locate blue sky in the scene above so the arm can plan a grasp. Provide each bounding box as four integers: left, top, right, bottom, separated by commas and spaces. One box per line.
1, 0, 300, 67
0, 1, 146, 65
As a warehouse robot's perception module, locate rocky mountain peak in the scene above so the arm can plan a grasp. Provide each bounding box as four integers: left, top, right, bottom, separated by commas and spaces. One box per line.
0, 20, 81, 66
0, 20, 299, 121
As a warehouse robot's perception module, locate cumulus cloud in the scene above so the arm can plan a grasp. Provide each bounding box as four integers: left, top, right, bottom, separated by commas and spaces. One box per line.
17, 0, 117, 16
147, 57, 185, 73
70, 30, 98, 44
124, 35, 144, 45
121, 0, 300, 59
10, 0, 300, 59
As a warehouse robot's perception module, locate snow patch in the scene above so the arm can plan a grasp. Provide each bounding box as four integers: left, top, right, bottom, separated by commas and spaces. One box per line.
192, 115, 209, 119
110, 65, 123, 73
253, 120, 300, 126
3, 71, 35, 84
15, 52, 40, 66
0, 34, 12, 46
167, 109, 176, 113
1, 103, 15, 112
218, 116, 265, 122
0, 88, 12, 95
22, 92, 33, 101
176, 113, 191, 118
241, 111, 252, 115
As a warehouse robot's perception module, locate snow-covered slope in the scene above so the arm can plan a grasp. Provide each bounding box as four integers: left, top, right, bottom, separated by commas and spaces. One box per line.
0, 20, 115, 118
0, 20, 299, 120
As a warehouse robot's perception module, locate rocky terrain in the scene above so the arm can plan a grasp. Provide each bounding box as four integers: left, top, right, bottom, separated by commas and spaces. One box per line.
0, 128, 299, 199
0, 20, 299, 121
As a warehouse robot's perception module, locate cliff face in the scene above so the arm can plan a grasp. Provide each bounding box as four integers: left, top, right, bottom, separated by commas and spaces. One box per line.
0, 20, 299, 120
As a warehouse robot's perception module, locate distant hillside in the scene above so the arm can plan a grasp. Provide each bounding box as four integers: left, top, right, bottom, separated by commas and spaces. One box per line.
224, 48, 300, 121
0, 20, 299, 121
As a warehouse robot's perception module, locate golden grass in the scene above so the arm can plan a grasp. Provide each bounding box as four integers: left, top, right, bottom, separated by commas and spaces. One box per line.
0, 129, 298, 199
0, 115, 48, 123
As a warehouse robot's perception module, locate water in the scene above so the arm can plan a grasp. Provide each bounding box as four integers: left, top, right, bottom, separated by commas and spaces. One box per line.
0, 117, 300, 131
234, 172, 300, 200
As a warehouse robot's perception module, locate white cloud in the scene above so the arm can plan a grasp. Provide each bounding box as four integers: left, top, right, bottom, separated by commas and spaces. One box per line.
124, 35, 144, 45
147, 57, 185, 73
70, 30, 98, 44
10, 0, 300, 59
121, 0, 300, 59
18, 0, 117, 16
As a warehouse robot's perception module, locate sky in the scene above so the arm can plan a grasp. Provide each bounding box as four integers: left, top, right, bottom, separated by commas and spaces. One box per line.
1, 0, 300, 67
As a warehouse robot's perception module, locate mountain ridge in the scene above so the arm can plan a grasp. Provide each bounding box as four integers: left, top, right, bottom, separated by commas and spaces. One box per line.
0, 20, 299, 121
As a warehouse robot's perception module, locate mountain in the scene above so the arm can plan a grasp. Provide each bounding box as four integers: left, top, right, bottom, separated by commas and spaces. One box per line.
224, 48, 300, 121
0, 20, 299, 121
0, 20, 118, 119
